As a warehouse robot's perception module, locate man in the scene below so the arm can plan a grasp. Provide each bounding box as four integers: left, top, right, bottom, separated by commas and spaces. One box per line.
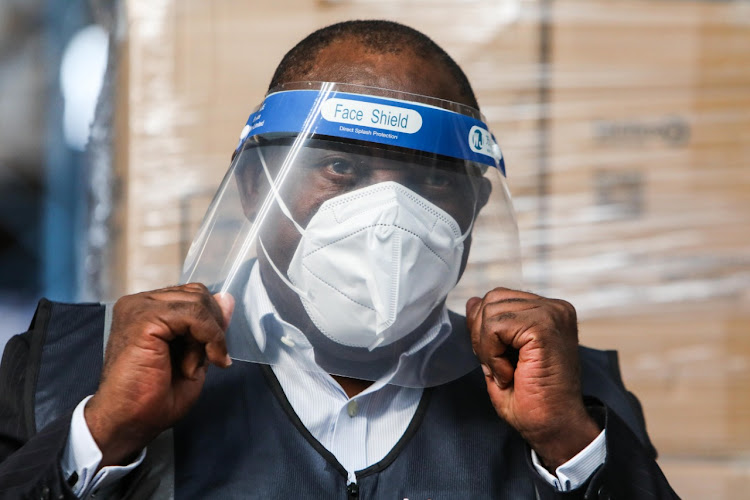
0, 21, 677, 499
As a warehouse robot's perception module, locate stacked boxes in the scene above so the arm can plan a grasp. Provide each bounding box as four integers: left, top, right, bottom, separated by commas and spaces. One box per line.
111, 1, 750, 497
541, 1, 750, 493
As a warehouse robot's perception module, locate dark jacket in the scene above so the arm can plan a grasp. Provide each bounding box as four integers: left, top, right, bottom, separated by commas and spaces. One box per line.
0, 299, 679, 499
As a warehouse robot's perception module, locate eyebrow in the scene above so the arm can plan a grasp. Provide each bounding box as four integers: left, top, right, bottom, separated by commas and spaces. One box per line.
247, 134, 470, 166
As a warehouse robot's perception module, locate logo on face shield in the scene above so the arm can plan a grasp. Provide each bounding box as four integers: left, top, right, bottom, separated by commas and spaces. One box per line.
472, 129, 483, 150
468, 125, 493, 157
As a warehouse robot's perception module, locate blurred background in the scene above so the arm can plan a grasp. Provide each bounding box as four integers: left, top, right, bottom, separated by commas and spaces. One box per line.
0, 0, 748, 497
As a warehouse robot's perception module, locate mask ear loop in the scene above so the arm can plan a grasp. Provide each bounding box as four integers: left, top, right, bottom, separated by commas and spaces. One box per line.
258, 237, 310, 300
453, 176, 480, 247
432, 163, 482, 317
420, 213, 473, 320
257, 147, 305, 235
253, 146, 311, 301
455, 213, 474, 246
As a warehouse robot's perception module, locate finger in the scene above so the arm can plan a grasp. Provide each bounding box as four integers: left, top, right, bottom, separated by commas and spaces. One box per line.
473, 301, 527, 379
150, 283, 227, 329
479, 300, 544, 350
172, 362, 208, 410
476, 299, 518, 357
138, 294, 231, 369
483, 370, 512, 419
173, 329, 228, 378
482, 287, 542, 302
466, 290, 537, 350
141, 300, 227, 351
466, 296, 482, 321
466, 296, 486, 355
213, 292, 235, 330
175, 306, 229, 368
468, 289, 548, 376
485, 354, 516, 389
476, 321, 513, 386
148, 282, 211, 296
205, 339, 231, 368
210, 292, 235, 368
176, 336, 207, 380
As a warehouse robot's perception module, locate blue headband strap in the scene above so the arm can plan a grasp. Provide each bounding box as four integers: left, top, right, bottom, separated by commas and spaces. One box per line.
236, 89, 505, 175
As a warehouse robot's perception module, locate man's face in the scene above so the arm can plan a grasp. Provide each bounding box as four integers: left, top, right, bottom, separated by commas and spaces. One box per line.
244, 40, 486, 345
246, 138, 484, 267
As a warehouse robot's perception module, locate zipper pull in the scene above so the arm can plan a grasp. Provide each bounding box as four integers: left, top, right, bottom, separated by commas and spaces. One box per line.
347, 482, 359, 499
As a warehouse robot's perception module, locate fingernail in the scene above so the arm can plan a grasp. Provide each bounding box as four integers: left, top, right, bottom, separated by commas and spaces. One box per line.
225, 354, 233, 367
214, 292, 236, 327
481, 364, 491, 377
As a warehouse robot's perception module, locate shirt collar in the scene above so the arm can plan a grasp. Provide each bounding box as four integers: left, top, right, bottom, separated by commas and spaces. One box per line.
242, 261, 452, 389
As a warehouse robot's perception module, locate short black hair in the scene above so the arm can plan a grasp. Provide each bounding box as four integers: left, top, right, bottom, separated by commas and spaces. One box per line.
268, 20, 479, 110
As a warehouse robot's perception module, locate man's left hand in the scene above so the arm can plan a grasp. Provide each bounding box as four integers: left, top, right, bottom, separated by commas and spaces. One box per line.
466, 288, 601, 470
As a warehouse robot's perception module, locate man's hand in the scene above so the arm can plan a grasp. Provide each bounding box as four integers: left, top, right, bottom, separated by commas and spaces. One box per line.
84, 283, 235, 467
466, 288, 601, 471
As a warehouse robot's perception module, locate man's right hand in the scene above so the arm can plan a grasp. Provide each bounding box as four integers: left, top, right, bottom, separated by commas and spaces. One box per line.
84, 283, 235, 467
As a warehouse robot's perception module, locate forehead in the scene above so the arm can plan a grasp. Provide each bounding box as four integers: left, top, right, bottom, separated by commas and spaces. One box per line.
293, 39, 469, 107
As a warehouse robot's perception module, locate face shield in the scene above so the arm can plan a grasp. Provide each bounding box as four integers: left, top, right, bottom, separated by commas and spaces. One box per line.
181, 82, 520, 388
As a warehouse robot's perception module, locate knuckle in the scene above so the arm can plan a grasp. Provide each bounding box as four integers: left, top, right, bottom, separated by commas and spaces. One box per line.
176, 300, 209, 325
187, 284, 220, 315
557, 298, 574, 311
185, 282, 210, 294
493, 311, 517, 322
197, 292, 215, 313
481, 302, 491, 321
545, 297, 570, 313
191, 301, 212, 322
113, 293, 140, 317
112, 297, 127, 315
188, 303, 222, 340
555, 299, 577, 322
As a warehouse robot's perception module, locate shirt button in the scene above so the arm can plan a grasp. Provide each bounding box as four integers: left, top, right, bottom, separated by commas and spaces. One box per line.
280, 336, 295, 347
347, 400, 359, 417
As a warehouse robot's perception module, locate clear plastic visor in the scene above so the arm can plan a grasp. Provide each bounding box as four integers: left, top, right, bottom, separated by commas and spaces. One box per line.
181, 85, 520, 388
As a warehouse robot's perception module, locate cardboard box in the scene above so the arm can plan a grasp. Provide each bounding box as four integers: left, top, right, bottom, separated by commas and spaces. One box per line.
581, 306, 750, 457
109, 1, 749, 495
542, 1, 750, 317
658, 457, 750, 500
110, 0, 546, 297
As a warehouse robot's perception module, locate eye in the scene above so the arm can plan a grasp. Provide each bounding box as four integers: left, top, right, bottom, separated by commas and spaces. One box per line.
312, 154, 364, 186
411, 168, 454, 190
423, 170, 452, 187
326, 158, 357, 176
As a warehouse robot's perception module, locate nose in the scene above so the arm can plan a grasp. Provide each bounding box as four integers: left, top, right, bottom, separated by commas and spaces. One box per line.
368, 168, 410, 186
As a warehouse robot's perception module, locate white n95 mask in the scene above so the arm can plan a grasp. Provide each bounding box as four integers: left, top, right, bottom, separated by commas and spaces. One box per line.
261, 180, 470, 351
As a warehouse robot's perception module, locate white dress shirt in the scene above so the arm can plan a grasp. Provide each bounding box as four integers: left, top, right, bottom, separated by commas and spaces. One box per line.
62, 263, 606, 495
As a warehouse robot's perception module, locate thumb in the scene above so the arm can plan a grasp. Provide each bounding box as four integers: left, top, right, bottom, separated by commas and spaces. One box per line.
213, 292, 235, 330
